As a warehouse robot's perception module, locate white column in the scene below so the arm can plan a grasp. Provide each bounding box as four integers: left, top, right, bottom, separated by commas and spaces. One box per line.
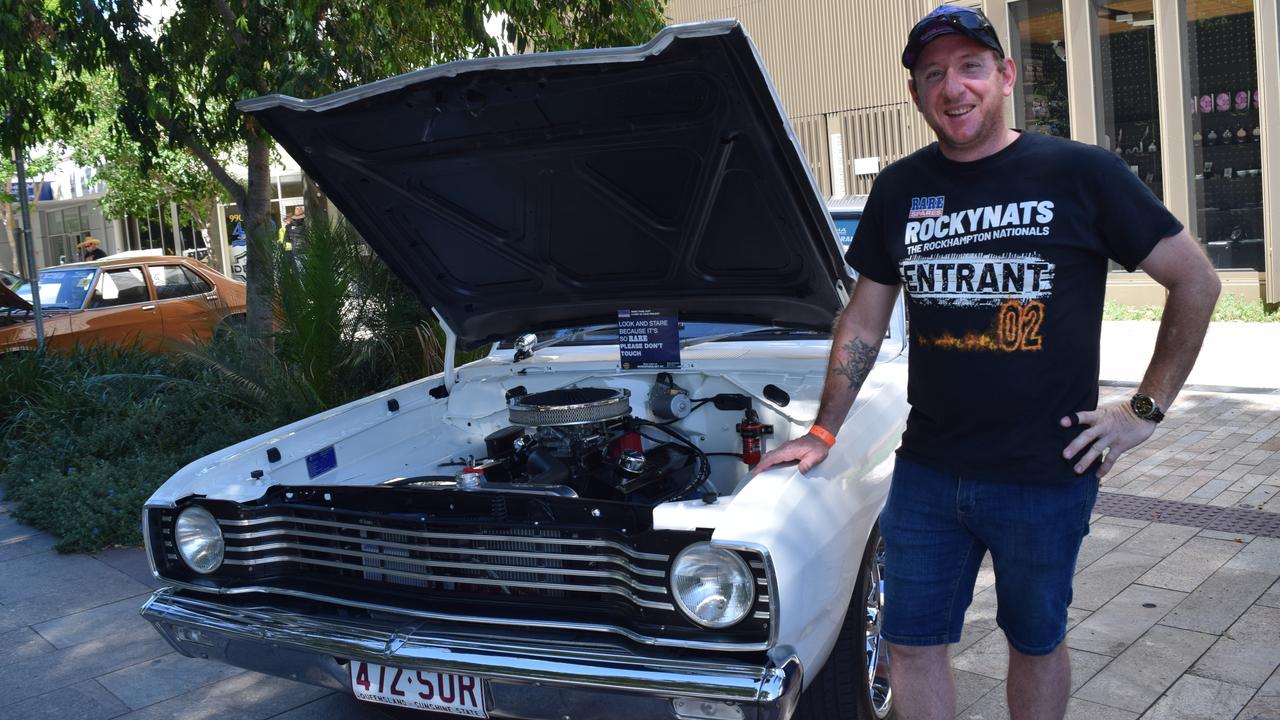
169, 201, 183, 256
1154, 0, 1195, 236
1063, 0, 1102, 146
984, 0, 1017, 128
1257, 0, 1280, 302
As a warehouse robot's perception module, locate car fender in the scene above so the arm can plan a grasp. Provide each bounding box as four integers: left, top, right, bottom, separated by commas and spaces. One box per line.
654, 354, 906, 679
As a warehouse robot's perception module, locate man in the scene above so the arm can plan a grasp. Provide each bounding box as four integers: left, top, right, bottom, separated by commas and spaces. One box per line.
284, 205, 306, 252
754, 6, 1219, 719
78, 236, 107, 261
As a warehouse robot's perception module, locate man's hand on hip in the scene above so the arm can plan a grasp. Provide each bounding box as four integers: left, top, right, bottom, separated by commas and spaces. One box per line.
752, 434, 832, 476
1060, 403, 1157, 477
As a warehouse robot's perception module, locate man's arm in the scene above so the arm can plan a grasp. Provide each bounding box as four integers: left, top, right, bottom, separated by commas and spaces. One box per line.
753, 276, 901, 475
1062, 229, 1221, 476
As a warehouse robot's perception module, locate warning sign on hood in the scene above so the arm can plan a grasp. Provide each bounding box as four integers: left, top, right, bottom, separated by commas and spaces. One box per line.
618, 309, 680, 370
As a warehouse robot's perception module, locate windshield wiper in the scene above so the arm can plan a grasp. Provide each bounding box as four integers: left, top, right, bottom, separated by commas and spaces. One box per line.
679, 326, 797, 349
512, 324, 618, 362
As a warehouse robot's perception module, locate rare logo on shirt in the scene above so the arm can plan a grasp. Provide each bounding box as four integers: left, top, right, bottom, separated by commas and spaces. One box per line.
908, 195, 946, 219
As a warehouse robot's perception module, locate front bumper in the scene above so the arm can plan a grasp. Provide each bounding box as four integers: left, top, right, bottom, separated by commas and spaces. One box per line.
141, 588, 803, 720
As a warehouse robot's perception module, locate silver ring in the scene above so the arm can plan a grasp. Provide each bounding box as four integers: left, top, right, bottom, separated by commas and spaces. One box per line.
1101, 446, 1112, 459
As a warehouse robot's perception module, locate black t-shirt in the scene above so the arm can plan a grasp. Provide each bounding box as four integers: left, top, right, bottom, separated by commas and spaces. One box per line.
847, 132, 1182, 484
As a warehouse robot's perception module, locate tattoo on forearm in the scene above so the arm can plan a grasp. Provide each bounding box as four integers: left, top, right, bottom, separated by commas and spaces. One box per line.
833, 338, 880, 392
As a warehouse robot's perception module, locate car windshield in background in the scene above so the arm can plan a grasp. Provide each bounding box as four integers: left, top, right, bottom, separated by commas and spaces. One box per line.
501, 322, 826, 348
14, 268, 97, 309
832, 215, 860, 255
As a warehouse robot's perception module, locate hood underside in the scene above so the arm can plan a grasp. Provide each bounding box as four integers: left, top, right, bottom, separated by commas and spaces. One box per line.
241, 21, 847, 348
0, 283, 31, 312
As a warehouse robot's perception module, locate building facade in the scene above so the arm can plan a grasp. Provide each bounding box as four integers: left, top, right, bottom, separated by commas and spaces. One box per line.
3, 153, 307, 281
666, 0, 1280, 304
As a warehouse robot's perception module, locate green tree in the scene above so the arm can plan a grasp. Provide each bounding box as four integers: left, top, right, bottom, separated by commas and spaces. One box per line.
53, 0, 666, 341
1, 0, 89, 273
0, 0, 89, 151
64, 72, 224, 254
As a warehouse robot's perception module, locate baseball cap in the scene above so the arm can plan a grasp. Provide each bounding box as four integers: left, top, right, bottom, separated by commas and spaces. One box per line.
902, 5, 1005, 70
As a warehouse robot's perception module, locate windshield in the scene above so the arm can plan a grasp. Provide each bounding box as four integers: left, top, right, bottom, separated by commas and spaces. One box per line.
499, 322, 826, 348
14, 267, 98, 309
832, 214, 861, 255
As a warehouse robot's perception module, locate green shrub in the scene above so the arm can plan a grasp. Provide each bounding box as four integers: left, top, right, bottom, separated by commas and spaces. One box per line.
0, 220, 477, 553
1104, 296, 1279, 323
0, 346, 278, 552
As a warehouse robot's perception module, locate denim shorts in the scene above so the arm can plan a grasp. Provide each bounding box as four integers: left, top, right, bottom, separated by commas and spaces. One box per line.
879, 456, 1099, 656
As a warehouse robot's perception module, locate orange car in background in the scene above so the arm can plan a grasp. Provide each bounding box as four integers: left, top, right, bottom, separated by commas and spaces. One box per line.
0, 255, 247, 353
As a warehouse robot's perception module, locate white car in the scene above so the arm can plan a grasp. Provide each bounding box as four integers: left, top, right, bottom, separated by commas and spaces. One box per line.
140, 21, 908, 720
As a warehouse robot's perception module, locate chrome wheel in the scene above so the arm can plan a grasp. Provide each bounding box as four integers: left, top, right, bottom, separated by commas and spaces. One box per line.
864, 534, 892, 718
794, 524, 894, 720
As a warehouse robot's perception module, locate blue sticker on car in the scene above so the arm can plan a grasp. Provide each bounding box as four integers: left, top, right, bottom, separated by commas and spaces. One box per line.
306, 446, 338, 479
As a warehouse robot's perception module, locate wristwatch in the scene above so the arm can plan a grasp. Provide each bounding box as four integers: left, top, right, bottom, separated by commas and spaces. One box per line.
1130, 393, 1165, 423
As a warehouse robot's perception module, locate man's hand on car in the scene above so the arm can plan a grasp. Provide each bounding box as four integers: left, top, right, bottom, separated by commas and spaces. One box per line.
752, 434, 831, 476
1060, 403, 1157, 477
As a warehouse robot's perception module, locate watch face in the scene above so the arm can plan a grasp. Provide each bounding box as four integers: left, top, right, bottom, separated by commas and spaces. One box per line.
1132, 395, 1155, 417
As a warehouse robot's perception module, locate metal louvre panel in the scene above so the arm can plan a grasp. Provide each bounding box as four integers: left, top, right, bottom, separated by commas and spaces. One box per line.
220, 526, 665, 576
666, 0, 944, 193
154, 504, 776, 649
215, 513, 673, 610
218, 515, 666, 560
831, 105, 914, 195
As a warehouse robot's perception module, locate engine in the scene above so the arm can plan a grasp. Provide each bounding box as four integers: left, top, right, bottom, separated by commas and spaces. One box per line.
460, 387, 704, 503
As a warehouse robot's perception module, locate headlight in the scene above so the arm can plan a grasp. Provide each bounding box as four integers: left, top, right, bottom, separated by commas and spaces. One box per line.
670, 543, 754, 629
175, 505, 224, 574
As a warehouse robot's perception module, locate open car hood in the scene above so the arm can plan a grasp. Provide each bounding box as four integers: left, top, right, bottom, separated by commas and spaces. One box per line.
0, 282, 32, 312
241, 21, 847, 349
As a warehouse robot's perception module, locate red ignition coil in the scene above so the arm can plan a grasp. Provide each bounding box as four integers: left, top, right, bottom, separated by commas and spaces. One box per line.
736, 409, 773, 466
608, 429, 644, 459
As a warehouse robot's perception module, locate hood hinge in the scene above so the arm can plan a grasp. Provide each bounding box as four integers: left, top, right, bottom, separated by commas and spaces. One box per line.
432, 308, 458, 392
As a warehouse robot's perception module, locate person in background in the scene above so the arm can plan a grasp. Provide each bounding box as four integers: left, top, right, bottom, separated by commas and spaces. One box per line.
754, 6, 1220, 719
78, 236, 107, 261
284, 205, 306, 253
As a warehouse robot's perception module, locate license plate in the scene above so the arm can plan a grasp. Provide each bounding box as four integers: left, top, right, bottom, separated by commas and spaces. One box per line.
350, 660, 487, 717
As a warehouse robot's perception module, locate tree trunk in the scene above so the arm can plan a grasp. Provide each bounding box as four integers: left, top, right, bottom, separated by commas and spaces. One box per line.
244, 133, 275, 346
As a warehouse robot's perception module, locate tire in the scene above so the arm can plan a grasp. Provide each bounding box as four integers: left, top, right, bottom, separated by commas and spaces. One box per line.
214, 313, 247, 341
794, 524, 893, 720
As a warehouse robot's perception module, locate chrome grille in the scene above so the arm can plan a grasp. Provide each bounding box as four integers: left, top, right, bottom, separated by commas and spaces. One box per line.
217, 514, 674, 610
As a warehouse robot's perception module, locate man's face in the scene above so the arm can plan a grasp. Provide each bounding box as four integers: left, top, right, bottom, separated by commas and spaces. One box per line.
909, 34, 1016, 159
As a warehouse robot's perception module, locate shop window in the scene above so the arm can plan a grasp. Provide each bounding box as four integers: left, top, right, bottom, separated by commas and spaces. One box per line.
1097, 2, 1163, 205
1010, 0, 1070, 138
280, 175, 304, 202
1188, 1, 1263, 271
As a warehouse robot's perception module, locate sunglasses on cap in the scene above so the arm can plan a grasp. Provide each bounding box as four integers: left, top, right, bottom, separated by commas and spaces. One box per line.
902, 6, 1005, 70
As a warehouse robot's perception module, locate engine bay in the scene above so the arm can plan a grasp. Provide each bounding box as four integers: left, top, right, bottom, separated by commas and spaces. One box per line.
416, 374, 781, 506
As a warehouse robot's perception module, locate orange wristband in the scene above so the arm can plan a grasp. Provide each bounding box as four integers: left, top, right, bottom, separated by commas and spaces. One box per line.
808, 424, 836, 448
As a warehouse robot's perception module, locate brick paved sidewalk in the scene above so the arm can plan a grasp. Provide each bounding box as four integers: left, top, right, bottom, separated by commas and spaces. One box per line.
956, 387, 1280, 720
1, 386, 1277, 720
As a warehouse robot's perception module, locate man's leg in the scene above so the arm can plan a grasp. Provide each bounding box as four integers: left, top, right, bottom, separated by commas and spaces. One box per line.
888, 643, 955, 720
968, 474, 1098, 720
1007, 642, 1071, 720
879, 458, 988, 719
